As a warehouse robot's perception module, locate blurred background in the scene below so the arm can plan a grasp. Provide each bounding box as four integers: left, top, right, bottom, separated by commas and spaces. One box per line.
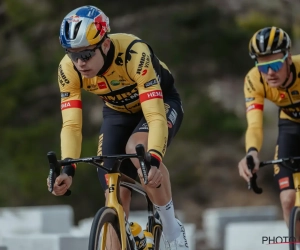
1, 0, 300, 249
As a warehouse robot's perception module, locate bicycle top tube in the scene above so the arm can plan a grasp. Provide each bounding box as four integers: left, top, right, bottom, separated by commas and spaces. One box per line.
259, 156, 300, 172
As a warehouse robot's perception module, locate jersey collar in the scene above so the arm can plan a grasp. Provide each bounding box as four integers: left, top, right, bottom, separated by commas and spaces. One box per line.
97, 42, 115, 76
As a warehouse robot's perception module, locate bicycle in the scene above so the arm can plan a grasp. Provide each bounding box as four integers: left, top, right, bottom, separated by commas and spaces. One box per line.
247, 155, 300, 250
47, 144, 163, 250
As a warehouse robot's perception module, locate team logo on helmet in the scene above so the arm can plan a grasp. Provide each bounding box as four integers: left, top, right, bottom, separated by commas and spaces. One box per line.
94, 14, 109, 37
66, 15, 81, 23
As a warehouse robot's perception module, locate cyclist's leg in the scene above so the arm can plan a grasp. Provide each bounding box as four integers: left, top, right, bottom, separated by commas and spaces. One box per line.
97, 105, 142, 218
126, 100, 188, 247
274, 119, 300, 226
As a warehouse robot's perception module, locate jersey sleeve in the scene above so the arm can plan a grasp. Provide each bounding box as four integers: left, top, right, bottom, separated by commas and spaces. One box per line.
126, 42, 168, 164
58, 55, 83, 160
244, 69, 265, 153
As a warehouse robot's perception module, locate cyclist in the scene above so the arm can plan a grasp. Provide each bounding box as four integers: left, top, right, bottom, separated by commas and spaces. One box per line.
238, 26, 300, 227
47, 5, 189, 250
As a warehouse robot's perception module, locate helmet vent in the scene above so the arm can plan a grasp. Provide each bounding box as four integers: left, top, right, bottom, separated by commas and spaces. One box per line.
72, 21, 82, 40
65, 21, 70, 40
93, 30, 100, 39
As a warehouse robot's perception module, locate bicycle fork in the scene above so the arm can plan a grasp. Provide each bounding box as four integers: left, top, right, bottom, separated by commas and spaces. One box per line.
294, 173, 300, 207
105, 173, 137, 250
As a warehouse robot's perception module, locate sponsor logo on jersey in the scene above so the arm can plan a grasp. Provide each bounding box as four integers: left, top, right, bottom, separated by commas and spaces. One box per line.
58, 64, 70, 87
139, 123, 149, 130
61, 100, 82, 110
145, 55, 150, 68
136, 52, 146, 75
110, 80, 120, 86
99, 86, 139, 105
280, 93, 285, 99
144, 79, 158, 88
61, 92, 70, 98
245, 75, 255, 93
245, 97, 255, 102
291, 90, 300, 100
97, 82, 107, 89
139, 90, 163, 103
246, 103, 263, 112
281, 106, 300, 118
168, 108, 177, 126
118, 75, 127, 82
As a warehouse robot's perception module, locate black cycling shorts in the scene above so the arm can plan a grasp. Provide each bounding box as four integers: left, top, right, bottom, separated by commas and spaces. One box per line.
274, 118, 300, 192
96, 98, 184, 190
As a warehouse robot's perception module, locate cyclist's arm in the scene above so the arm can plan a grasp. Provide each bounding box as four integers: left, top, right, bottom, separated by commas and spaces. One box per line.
58, 56, 83, 160
127, 43, 167, 167
244, 71, 265, 153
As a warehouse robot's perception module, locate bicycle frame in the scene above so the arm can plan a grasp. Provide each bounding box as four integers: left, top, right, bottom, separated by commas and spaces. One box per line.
103, 170, 129, 250
293, 173, 300, 207
121, 175, 162, 239
47, 144, 159, 250
104, 170, 161, 250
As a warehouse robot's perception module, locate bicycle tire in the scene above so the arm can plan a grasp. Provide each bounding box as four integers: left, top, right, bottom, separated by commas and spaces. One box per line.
289, 206, 300, 250
88, 207, 124, 250
153, 224, 163, 250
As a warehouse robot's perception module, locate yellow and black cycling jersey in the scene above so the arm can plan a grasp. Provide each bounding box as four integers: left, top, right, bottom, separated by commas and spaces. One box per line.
58, 33, 180, 162
244, 55, 300, 152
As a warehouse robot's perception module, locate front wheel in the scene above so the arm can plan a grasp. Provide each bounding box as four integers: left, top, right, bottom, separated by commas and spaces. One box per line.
289, 206, 300, 250
153, 224, 163, 250
88, 207, 122, 250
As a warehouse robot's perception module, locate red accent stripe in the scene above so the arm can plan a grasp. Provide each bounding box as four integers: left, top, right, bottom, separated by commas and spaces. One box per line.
246, 103, 263, 112
105, 174, 109, 185
150, 153, 161, 162
61, 100, 82, 110
139, 90, 163, 103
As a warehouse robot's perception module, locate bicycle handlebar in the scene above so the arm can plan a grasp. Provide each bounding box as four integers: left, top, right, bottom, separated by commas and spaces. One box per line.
47, 144, 151, 196
246, 155, 263, 194
247, 155, 300, 194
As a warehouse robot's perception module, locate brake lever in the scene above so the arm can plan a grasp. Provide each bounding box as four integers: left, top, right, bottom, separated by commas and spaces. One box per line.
135, 144, 151, 185
47, 152, 71, 196
246, 155, 263, 194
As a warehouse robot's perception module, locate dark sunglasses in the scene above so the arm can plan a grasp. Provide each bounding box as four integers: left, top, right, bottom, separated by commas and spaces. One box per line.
66, 44, 101, 62
255, 53, 288, 74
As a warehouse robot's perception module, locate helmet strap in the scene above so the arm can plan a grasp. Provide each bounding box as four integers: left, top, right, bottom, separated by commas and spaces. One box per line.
98, 34, 108, 62
280, 63, 291, 88
96, 35, 115, 76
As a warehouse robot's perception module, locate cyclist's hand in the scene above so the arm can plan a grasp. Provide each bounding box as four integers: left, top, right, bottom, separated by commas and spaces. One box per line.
47, 173, 72, 196
238, 151, 260, 182
137, 166, 162, 188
